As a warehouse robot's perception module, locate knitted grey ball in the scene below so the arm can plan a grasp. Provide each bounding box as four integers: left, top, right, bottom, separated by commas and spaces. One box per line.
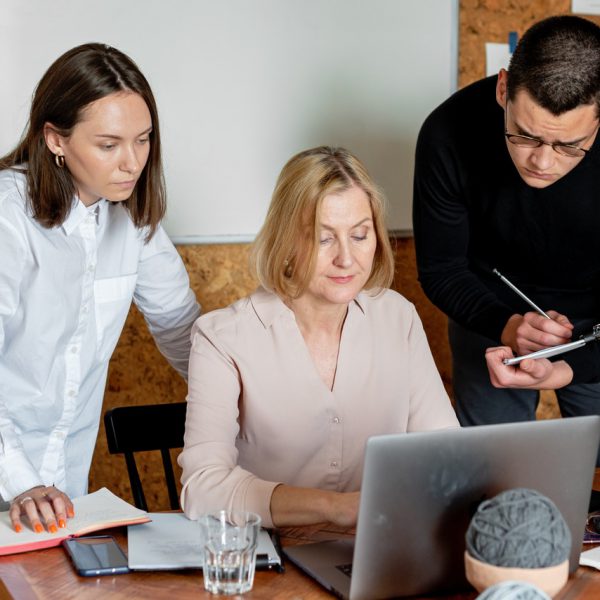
476, 580, 551, 600
466, 488, 571, 569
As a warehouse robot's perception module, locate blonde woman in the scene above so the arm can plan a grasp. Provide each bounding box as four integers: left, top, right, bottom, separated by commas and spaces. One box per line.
179, 146, 457, 529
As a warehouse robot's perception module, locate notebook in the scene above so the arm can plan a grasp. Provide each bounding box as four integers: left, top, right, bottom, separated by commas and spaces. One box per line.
284, 416, 600, 599
0, 487, 149, 556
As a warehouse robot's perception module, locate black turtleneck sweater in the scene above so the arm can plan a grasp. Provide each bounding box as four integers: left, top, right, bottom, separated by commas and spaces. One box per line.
413, 75, 600, 383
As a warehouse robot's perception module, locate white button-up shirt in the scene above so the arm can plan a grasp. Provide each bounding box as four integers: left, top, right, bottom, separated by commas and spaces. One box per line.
0, 169, 200, 501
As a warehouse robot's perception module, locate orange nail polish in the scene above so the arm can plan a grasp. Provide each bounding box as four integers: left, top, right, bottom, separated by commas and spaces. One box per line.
34, 524, 43, 533
68, 509, 75, 518
59, 519, 66, 528
14, 524, 22, 533
49, 525, 57, 533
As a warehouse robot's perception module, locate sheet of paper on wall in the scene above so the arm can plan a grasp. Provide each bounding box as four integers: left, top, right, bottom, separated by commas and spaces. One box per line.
486, 42, 511, 77
127, 512, 281, 570
572, 0, 600, 16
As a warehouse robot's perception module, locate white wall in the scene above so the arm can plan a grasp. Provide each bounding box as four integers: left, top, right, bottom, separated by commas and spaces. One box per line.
1, 0, 457, 242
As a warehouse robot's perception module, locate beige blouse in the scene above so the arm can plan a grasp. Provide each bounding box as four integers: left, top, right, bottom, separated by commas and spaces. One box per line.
179, 287, 458, 527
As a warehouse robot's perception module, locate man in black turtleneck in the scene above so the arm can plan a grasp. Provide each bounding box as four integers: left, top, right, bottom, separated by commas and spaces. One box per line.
413, 16, 600, 453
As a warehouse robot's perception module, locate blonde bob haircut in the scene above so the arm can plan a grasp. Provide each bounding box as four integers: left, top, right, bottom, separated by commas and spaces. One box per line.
252, 146, 395, 299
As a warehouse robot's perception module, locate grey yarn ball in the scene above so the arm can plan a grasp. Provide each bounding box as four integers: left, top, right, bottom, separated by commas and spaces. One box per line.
476, 580, 551, 600
466, 488, 571, 569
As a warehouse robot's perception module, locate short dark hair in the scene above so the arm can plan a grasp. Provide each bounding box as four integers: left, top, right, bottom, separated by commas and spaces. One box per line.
507, 15, 600, 115
0, 43, 165, 239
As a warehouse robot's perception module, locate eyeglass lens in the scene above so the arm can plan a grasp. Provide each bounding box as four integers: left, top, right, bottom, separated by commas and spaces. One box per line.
504, 98, 587, 158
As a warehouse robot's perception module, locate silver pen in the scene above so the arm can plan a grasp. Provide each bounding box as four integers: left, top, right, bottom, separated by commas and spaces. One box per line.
493, 268, 551, 319
503, 326, 600, 365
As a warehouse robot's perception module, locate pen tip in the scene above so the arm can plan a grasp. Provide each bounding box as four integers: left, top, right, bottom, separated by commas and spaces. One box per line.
493, 268, 499, 275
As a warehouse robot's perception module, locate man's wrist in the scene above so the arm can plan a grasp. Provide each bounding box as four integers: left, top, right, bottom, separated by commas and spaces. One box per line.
500, 314, 522, 349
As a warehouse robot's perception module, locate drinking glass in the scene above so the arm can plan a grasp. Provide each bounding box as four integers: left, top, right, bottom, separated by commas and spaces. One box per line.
199, 510, 261, 595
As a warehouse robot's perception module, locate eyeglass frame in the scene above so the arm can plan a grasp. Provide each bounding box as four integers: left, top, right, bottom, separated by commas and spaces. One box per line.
503, 97, 597, 158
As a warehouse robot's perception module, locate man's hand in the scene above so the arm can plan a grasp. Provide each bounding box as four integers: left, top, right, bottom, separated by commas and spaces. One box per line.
486, 346, 573, 390
500, 311, 573, 355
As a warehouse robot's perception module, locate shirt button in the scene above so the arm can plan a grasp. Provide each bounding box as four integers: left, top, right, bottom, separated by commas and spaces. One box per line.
71, 346, 78, 354
68, 390, 76, 397
330, 461, 338, 468
332, 417, 340, 424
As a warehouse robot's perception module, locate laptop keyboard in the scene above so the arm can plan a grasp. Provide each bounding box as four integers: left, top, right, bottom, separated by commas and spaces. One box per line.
336, 563, 353, 577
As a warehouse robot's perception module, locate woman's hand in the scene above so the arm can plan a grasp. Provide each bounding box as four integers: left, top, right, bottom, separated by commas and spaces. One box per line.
9, 485, 74, 533
485, 346, 573, 390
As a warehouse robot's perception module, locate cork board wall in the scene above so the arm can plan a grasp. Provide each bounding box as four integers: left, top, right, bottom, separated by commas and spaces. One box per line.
89, 0, 600, 508
459, 0, 600, 88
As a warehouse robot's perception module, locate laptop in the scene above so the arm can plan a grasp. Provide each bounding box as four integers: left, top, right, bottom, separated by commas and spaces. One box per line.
284, 416, 600, 599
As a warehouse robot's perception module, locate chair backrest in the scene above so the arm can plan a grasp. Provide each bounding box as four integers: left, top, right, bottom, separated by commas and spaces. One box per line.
104, 402, 187, 511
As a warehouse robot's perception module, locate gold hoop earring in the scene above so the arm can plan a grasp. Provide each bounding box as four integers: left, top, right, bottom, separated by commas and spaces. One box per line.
55, 154, 65, 168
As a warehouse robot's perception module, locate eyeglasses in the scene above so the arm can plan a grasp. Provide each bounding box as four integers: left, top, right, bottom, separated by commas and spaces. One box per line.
504, 101, 594, 158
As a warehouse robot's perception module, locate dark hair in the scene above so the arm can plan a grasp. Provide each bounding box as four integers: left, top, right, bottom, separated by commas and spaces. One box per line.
507, 16, 600, 116
0, 43, 165, 239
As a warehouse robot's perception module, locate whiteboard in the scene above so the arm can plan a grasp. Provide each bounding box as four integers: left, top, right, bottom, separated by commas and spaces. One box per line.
0, 0, 458, 242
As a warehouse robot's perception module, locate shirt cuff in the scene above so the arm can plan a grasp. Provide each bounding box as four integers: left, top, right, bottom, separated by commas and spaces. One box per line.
0, 450, 44, 501
466, 305, 515, 342
244, 478, 281, 529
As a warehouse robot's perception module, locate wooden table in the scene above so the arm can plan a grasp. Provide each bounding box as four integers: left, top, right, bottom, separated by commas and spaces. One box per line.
2, 471, 600, 600
2, 529, 600, 600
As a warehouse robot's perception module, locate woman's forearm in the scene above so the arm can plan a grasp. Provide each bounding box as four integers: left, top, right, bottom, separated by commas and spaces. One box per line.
270, 484, 359, 528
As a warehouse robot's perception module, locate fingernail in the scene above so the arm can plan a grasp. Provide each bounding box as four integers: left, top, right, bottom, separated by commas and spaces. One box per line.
49, 524, 57, 533
68, 509, 75, 518
14, 524, 22, 533
59, 519, 66, 528
34, 524, 43, 533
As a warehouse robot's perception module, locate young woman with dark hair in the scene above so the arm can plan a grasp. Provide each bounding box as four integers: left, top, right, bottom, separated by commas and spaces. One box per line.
0, 43, 200, 534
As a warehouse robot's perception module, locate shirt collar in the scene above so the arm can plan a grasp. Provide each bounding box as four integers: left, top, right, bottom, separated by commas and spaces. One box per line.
250, 286, 367, 329
61, 198, 107, 235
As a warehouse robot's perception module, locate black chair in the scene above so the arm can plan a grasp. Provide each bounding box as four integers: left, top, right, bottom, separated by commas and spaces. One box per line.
104, 402, 187, 511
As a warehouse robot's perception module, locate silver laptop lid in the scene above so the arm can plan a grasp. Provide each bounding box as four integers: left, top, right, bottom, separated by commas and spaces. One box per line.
350, 416, 600, 599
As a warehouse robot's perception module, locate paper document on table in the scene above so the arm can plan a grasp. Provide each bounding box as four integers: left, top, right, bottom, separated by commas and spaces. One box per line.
580, 545, 600, 569
127, 512, 281, 570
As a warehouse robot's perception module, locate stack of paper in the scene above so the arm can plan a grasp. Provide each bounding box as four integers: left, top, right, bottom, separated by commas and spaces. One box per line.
127, 513, 281, 571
